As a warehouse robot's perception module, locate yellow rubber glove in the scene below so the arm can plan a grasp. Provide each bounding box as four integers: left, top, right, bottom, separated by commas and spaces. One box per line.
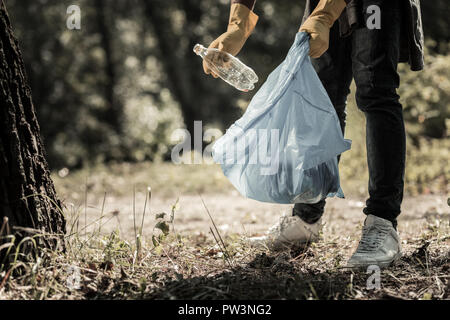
300, 0, 347, 58
203, 3, 259, 78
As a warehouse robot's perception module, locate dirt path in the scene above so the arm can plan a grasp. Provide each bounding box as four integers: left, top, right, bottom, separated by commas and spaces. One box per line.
80, 192, 449, 246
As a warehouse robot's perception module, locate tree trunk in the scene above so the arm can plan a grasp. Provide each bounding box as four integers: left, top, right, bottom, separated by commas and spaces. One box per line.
143, 0, 202, 140
0, 1, 65, 255
94, 0, 123, 133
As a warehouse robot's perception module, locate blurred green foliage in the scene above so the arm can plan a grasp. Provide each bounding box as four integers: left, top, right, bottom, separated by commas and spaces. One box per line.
399, 44, 450, 141
5, 0, 449, 170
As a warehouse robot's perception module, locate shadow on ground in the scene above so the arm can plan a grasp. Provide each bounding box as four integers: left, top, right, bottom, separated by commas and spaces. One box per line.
147, 254, 363, 300
142, 245, 449, 300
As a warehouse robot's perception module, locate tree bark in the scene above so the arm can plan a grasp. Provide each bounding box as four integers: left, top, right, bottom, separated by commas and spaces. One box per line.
0, 1, 65, 255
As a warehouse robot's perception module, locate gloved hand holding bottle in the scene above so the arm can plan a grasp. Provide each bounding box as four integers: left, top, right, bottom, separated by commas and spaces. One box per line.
203, 1, 259, 78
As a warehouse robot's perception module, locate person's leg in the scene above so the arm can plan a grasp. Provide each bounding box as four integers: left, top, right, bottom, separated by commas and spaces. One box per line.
351, 0, 405, 229
293, 21, 353, 224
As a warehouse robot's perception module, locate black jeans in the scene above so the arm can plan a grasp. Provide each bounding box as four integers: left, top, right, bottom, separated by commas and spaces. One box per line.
294, 0, 406, 229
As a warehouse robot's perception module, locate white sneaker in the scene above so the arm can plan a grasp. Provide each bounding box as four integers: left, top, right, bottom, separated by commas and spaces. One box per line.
347, 214, 402, 268
247, 212, 323, 251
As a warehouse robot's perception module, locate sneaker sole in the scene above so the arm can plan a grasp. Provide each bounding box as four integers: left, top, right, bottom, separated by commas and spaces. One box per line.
345, 252, 402, 269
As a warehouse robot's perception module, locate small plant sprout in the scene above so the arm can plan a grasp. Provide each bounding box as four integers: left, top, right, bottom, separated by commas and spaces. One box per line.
136, 186, 151, 262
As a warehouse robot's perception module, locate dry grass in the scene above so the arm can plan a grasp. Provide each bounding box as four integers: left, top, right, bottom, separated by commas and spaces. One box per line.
0, 180, 448, 300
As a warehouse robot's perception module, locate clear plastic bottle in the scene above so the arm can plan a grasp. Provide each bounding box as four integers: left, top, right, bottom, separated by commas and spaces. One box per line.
193, 44, 258, 92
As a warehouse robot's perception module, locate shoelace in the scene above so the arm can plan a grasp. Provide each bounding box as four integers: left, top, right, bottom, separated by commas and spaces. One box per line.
355, 224, 390, 254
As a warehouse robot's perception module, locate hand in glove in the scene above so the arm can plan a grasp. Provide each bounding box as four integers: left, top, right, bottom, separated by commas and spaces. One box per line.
299, 0, 347, 58
203, 3, 258, 78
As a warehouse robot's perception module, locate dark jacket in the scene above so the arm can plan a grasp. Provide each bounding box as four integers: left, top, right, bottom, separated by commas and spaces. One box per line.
303, 0, 424, 71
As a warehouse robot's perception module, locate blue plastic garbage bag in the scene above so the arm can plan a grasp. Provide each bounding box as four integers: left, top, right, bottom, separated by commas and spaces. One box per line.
212, 32, 352, 204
